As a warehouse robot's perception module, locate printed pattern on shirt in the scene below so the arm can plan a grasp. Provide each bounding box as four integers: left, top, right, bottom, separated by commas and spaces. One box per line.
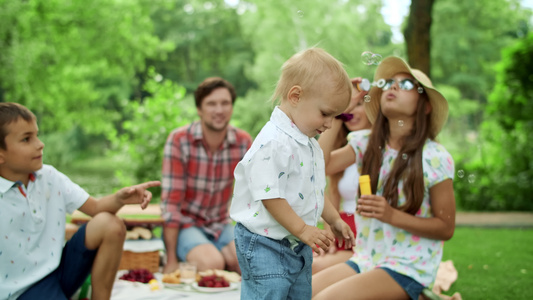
347, 131, 454, 287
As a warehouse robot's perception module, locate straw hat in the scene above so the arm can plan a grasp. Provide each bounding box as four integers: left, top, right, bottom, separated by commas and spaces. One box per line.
366, 56, 449, 138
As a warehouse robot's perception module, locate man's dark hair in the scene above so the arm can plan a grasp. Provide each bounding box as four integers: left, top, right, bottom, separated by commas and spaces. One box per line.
194, 77, 237, 108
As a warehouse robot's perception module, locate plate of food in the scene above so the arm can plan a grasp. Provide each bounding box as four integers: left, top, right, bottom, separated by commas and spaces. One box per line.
192, 281, 239, 293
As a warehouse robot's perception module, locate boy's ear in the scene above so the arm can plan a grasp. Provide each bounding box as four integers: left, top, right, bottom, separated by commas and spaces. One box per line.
287, 86, 302, 106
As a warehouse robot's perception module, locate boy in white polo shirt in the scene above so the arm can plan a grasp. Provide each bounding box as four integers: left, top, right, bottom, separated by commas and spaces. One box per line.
0, 102, 160, 299
230, 47, 356, 299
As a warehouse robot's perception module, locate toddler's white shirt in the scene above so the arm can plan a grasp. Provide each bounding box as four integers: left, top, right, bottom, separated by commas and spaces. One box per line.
230, 107, 326, 243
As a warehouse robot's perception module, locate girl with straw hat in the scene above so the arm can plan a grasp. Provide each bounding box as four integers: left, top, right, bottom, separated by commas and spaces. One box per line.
313, 56, 456, 300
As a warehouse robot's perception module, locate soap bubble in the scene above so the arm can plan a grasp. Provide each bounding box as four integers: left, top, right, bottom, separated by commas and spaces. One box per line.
457, 170, 464, 178
468, 174, 476, 183
297, 10, 304, 17
398, 120, 404, 127
363, 95, 371, 102
361, 51, 382, 66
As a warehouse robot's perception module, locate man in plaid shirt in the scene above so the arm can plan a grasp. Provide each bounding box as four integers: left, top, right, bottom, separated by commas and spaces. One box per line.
161, 77, 252, 274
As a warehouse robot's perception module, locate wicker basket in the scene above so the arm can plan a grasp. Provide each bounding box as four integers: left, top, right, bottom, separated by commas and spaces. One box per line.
118, 250, 160, 273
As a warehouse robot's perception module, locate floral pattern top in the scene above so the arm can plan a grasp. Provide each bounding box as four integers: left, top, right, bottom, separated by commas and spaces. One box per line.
230, 107, 325, 244
347, 130, 454, 287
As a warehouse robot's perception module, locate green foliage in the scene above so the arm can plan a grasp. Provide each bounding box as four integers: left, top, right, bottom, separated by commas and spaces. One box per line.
147, 0, 256, 96
0, 0, 162, 137
232, 0, 402, 138
109, 68, 197, 199
453, 33, 533, 211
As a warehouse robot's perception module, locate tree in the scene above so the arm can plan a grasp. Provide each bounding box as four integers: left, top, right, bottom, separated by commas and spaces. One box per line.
404, 0, 434, 75
146, 0, 256, 97
0, 0, 161, 138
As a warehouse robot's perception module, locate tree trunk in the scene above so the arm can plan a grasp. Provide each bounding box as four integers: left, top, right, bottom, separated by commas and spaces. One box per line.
404, 0, 434, 76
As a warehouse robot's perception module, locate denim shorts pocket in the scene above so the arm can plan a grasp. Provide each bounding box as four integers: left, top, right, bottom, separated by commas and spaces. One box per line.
245, 234, 287, 280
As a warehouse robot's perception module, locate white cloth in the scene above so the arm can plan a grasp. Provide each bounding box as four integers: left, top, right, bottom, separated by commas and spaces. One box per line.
0, 165, 89, 299
230, 107, 326, 242
338, 128, 371, 214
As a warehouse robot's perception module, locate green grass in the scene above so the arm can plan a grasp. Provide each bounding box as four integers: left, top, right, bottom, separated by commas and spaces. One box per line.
441, 227, 533, 299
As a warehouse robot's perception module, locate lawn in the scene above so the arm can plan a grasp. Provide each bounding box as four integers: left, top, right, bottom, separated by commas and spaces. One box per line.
441, 227, 533, 299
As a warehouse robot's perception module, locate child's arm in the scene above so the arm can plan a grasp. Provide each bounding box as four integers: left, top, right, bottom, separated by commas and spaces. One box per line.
78, 181, 161, 217
321, 196, 355, 249
357, 179, 455, 240
318, 120, 356, 175
262, 198, 334, 253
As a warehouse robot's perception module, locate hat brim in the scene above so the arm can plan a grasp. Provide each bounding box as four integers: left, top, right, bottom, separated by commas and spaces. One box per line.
365, 56, 449, 138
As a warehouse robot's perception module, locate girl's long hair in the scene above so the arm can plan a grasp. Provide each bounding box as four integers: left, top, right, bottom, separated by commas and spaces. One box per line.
361, 93, 431, 215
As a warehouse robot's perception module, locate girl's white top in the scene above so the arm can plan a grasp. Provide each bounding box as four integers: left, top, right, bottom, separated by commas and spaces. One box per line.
347, 130, 454, 287
230, 107, 326, 245
338, 129, 371, 214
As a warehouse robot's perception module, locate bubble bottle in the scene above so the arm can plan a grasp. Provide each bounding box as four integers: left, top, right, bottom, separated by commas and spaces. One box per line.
359, 175, 372, 195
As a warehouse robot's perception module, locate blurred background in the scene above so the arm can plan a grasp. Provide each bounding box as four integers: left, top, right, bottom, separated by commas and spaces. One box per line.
1, 0, 531, 211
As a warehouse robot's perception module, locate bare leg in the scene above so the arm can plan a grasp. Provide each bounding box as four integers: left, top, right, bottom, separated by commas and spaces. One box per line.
85, 212, 126, 300
186, 244, 225, 271
221, 241, 241, 274
312, 250, 353, 274
313, 267, 409, 300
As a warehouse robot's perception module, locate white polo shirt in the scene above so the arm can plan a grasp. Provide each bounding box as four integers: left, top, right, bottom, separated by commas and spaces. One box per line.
230, 107, 326, 243
0, 164, 89, 299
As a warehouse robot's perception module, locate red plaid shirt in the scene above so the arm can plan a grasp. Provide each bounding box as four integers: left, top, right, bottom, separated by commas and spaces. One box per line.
161, 121, 252, 238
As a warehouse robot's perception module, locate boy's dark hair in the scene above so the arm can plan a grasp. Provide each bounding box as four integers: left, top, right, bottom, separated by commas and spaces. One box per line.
0, 102, 36, 150
194, 77, 237, 108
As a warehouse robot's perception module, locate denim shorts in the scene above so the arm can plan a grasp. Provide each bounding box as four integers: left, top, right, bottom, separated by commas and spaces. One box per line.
234, 223, 313, 300
345, 260, 425, 300
19, 224, 97, 300
177, 223, 235, 261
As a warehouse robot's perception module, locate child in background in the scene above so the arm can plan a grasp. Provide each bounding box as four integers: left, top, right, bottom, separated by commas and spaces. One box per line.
0, 102, 160, 299
230, 47, 356, 299
312, 77, 372, 274
312, 56, 455, 300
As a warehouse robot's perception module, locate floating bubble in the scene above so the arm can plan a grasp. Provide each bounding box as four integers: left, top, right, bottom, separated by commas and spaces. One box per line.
371, 53, 382, 65
402, 153, 408, 160
468, 174, 476, 183
297, 10, 304, 17
457, 170, 465, 178
398, 120, 404, 127
361, 51, 374, 65
363, 95, 371, 103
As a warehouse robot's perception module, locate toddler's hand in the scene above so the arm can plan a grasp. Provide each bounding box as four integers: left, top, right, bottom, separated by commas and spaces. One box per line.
330, 219, 355, 250
299, 225, 335, 253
